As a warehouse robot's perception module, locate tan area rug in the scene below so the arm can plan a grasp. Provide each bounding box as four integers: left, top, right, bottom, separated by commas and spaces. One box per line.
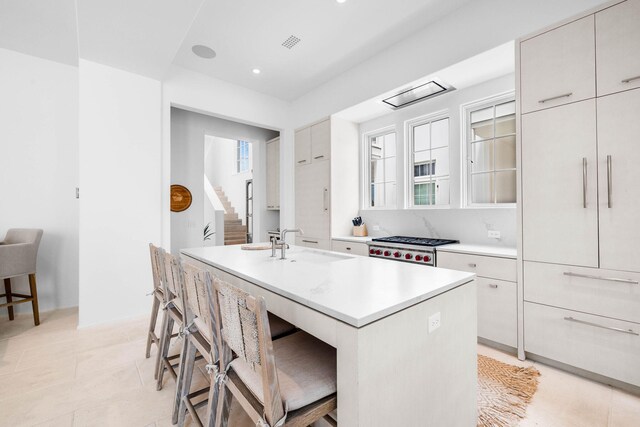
478, 354, 541, 427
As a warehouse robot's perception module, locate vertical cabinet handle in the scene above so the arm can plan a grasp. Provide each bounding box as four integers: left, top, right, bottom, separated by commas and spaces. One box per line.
582, 157, 587, 209
607, 155, 612, 209
323, 188, 328, 212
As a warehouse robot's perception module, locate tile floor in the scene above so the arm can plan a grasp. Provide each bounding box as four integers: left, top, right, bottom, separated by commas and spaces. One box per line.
0, 308, 639, 427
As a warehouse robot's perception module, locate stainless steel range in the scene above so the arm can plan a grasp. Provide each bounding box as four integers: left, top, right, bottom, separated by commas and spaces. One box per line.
367, 236, 459, 266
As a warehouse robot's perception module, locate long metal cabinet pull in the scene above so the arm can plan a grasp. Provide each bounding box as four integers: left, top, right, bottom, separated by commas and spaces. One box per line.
607, 155, 612, 208
622, 75, 640, 84
582, 158, 587, 208
538, 92, 573, 104
564, 316, 639, 336
563, 271, 639, 285
323, 188, 328, 211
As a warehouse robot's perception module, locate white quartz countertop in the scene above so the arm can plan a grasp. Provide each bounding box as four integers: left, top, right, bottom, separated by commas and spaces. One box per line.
331, 236, 373, 243
437, 243, 517, 259
181, 245, 475, 328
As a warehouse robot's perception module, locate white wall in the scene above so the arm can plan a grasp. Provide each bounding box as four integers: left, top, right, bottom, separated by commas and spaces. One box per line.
0, 48, 79, 312
78, 60, 162, 327
170, 107, 279, 253
358, 74, 517, 247
162, 66, 294, 250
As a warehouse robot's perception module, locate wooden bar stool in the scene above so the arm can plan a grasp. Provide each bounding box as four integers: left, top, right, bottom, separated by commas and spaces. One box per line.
174, 263, 297, 427
156, 251, 185, 388
211, 278, 337, 427
146, 243, 166, 360
0, 229, 43, 326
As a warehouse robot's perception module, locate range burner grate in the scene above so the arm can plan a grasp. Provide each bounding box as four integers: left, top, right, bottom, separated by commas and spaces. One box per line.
371, 236, 459, 247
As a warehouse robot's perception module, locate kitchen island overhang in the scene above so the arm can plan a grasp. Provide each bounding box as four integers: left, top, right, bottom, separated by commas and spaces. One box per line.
182, 245, 477, 426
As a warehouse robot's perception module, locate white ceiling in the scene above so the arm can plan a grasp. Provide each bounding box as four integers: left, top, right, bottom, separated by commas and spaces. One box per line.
172, 0, 474, 100
335, 42, 515, 124
0, 0, 78, 66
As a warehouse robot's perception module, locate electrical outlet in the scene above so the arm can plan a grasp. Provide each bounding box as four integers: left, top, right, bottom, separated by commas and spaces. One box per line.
428, 312, 441, 333
488, 230, 501, 239
372, 225, 381, 231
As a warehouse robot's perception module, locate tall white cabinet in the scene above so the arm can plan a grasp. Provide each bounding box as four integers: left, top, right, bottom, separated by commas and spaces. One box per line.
266, 137, 280, 210
518, 0, 640, 388
294, 117, 359, 250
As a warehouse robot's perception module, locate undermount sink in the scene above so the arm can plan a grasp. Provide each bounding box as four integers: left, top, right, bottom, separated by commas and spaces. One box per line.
285, 249, 351, 264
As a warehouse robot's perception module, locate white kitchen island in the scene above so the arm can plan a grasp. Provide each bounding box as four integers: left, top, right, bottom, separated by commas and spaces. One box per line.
181, 245, 477, 427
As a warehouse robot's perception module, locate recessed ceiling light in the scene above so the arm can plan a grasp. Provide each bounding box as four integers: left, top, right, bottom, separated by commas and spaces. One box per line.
252, 68, 261, 75
192, 45, 216, 59
336, 0, 347, 3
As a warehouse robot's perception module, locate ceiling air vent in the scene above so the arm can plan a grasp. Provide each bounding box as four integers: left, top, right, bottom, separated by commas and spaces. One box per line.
382, 79, 455, 109
282, 35, 301, 49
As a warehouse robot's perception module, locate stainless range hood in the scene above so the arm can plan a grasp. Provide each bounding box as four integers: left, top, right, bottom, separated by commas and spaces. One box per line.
382, 79, 455, 109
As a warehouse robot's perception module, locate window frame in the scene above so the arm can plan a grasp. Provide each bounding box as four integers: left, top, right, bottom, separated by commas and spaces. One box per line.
460, 91, 517, 209
361, 126, 397, 210
404, 109, 451, 210
236, 140, 250, 174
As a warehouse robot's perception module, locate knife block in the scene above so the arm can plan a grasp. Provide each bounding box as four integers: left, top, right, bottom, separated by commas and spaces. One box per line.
353, 224, 368, 237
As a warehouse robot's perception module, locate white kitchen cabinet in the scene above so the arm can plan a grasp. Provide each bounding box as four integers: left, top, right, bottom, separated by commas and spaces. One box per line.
597, 89, 640, 272
294, 127, 311, 166
596, 0, 640, 96
521, 100, 598, 268
437, 251, 517, 348
294, 118, 359, 249
520, 15, 596, 114
311, 119, 331, 162
266, 137, 280, 210
524, 302, 640, 387
331, 240, 369, 256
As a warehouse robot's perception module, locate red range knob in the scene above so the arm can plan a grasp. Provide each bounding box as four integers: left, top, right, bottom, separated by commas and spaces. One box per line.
376, 249, 382, 255
415, 255, 423, 261
424, 256, 431, 262
405, 253, 413, 260
384, 251, 391, 257
393, 251, 401, 258
369, 249, 375, 255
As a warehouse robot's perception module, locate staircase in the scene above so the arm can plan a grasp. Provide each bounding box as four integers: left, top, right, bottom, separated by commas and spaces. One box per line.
213, 186, 247, 245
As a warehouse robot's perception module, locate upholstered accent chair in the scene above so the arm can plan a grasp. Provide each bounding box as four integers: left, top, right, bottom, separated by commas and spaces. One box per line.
0, 229, 44, 325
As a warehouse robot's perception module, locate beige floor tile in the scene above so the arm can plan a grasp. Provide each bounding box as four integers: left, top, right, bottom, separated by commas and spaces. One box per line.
75, 338, 146, 378
519, 363, 612, 427
0, 347, 23, 375
32, 412, 75, 427
0, 380, 79, 427
0, 360, 76, 402
14, 340, 77, 373
608, 389, 640, 427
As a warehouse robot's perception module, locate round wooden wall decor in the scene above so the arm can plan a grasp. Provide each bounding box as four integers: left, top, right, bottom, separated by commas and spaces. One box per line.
170, 184, 192, 212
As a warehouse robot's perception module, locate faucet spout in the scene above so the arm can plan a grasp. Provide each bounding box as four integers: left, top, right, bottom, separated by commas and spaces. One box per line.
279, 228, 303, 259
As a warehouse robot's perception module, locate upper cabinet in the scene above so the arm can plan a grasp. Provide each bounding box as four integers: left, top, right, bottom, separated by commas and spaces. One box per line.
310, 119, 331, 162
596, 0, 640, 96
266, 137, 280, 210
520, 15, 596, 114
294, 127, 311, 166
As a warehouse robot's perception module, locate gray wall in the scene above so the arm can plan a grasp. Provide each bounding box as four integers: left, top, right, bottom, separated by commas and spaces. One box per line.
359, 74, 517, 247
170, 107, 279, 253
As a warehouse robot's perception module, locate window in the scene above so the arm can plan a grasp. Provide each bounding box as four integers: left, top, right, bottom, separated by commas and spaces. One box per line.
407, 113, 450, 207
463, 94, 516, 205
366, 130, 396, 208
236, 140, 250, 173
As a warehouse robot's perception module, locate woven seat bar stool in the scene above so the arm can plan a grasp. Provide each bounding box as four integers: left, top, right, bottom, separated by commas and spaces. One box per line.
211, 278, 337, 427
156, 251, 186, 389
174, 262, 297, 427
145, 243, 166, 360
0, 229, 43, 326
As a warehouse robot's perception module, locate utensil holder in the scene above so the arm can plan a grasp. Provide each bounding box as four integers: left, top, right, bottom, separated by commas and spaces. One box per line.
353, 224, 368, 237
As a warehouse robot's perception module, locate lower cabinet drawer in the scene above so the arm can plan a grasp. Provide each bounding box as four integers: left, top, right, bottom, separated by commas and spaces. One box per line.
524, 261, 640, 323
331, 240, 369, 256
478, 278, 517, 348
437, 251, 517, 282
525, 302, 640, 387
295, 236, 330, 250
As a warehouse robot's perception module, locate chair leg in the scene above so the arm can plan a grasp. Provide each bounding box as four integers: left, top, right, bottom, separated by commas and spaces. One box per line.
156, 316, 175, 390
176, 338, 197, 426
154, 309, 170, 380
214, 382, 232, 427
204, 364, 221, 427
28, 274, 39, 326
4, 278, 14, 321
146, 295, 161, 358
